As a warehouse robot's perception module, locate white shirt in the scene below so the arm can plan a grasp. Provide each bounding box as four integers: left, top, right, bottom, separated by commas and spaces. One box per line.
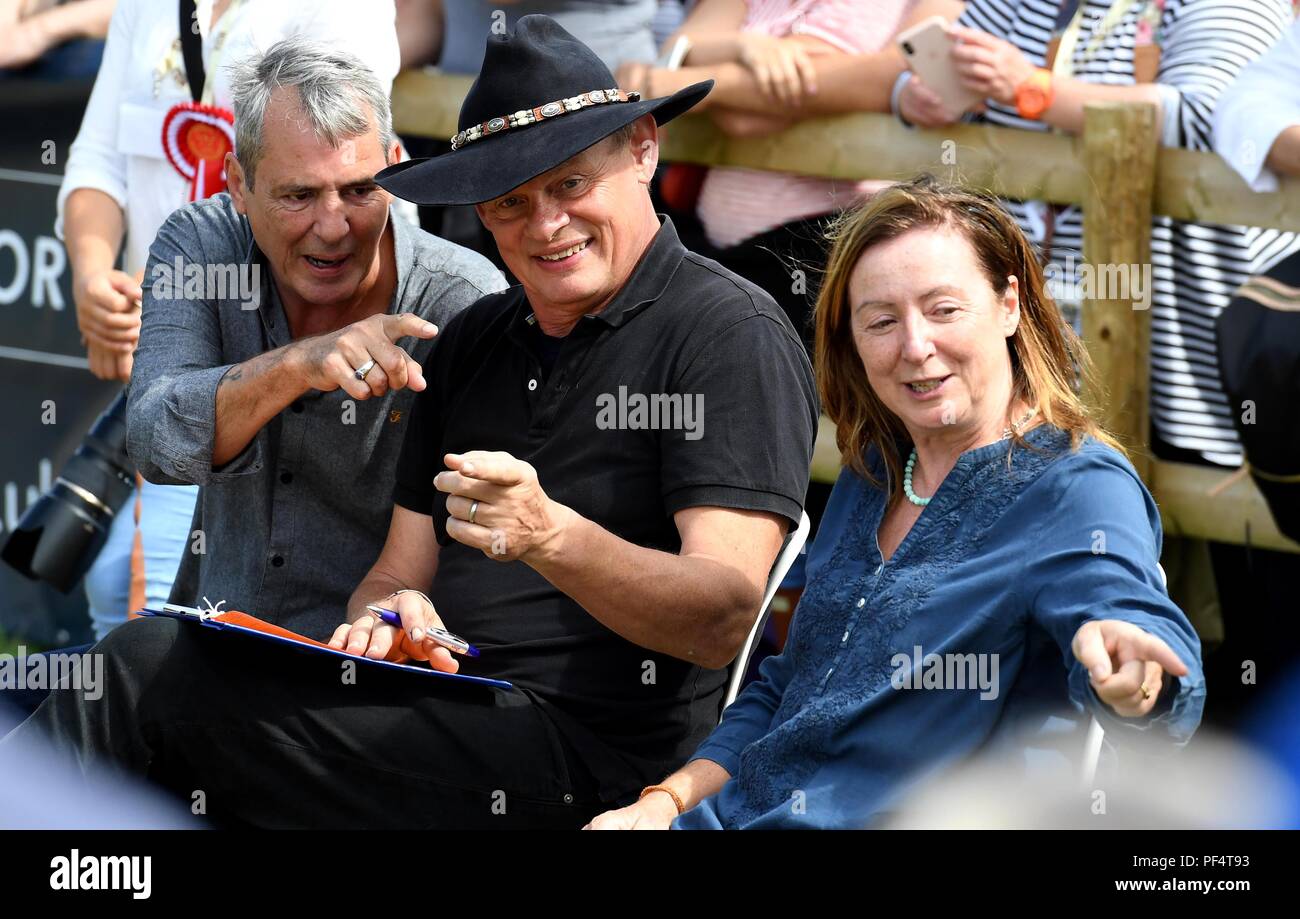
1214, 18, 1300, 194
57, 0, 401, 275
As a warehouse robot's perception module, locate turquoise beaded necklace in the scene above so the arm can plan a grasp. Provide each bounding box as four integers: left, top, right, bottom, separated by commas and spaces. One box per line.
903, 407, 1039, 507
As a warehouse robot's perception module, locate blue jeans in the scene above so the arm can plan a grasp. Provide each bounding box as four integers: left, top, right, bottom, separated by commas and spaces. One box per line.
82, 480, 198, 640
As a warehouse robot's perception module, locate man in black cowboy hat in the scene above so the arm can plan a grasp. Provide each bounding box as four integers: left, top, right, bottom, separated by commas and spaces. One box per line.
2, 16, 817, 828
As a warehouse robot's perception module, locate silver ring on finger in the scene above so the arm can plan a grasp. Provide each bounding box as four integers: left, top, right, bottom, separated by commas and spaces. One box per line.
469, 500, 479, 525
354, 358, 376, 381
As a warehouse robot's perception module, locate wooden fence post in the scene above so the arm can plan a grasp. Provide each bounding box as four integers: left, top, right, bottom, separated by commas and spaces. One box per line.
1080, 102, 1159, 482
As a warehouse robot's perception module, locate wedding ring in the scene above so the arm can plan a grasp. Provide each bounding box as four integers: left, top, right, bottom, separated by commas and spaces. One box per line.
1140, 682, 1151, 700
354, 359, 376, 381
469, 500, 479, 525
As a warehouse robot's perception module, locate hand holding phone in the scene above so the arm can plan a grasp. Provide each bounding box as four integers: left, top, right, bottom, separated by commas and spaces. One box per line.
896, 16, 984, 117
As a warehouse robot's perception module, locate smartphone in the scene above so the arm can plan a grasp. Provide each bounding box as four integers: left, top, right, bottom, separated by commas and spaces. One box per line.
896, 16, 984, 115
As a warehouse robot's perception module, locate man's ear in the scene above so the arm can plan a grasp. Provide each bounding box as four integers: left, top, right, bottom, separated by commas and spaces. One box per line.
1002, 275, 1021, 337
226, 152, 248, 213
630, 114, 659, 185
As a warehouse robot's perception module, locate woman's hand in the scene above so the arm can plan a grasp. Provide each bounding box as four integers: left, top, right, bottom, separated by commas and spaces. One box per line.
584, 791, 679, 830
1071, 619, 1190, 718
898, 72, 962, 127
735, 33, 826, 107
949, 24, 1036, 107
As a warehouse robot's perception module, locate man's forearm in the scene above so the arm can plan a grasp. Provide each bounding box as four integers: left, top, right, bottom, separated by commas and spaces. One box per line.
679, 51, 904, 115
652, 758, 731, 812
1266, 124, 1300, 178
212, 343, 309, 466
526, 512, 762, 669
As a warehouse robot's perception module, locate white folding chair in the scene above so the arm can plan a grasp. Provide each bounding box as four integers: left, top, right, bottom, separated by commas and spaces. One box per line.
721, 511, 811, 712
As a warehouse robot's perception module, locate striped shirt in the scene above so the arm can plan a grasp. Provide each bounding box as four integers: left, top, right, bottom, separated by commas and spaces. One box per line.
696, 0, 916, 248
960, 0, 1298, 466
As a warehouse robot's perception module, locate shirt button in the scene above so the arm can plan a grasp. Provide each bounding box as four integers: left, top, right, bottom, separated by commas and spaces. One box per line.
271, 555, 285, 568
856, 597, 866, 608
562, 793, 574, 805
290, 401, 304, 414
279, 471, 293, 484
527, 379, 538, 391
841, 630, 850, 644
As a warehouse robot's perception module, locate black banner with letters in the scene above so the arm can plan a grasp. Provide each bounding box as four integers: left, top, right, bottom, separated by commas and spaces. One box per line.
0, 79, 117, 648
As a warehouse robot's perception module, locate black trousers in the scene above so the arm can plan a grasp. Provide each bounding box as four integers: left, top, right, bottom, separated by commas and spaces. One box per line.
0, 617, 646, 829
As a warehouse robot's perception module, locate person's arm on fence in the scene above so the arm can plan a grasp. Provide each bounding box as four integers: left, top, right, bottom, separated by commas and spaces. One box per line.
0, 0, 114, 69
639, 0, 965, 124
947, 1, 1294, 145
946, 24, 1163, 135
1213, 18, 1300, 191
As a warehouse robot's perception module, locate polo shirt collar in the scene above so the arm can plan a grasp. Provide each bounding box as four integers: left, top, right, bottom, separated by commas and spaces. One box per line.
569, 214, 686, 329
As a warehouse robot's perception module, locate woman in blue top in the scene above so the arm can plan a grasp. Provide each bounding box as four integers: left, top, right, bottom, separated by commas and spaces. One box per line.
587, 175, 1205, 830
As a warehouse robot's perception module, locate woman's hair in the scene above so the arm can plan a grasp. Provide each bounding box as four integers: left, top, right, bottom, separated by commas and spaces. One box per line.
813, 174, 1121, 499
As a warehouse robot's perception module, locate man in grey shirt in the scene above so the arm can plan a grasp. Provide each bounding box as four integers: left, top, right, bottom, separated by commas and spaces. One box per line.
126, 39, 505, 640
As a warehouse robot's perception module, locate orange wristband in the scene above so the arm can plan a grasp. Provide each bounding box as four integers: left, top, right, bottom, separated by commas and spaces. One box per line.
639, 784, 685, 815
1015, 68, 1055, 121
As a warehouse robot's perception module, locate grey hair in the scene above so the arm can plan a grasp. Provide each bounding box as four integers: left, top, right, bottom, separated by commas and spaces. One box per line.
229, 36, 395, 190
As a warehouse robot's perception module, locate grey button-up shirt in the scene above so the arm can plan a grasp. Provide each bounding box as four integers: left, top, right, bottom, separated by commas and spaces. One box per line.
126, 195, 506, 640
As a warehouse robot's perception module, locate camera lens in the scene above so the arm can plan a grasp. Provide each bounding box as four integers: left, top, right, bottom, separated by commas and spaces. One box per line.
2, 391, 136, 592
903, 41, 915, 56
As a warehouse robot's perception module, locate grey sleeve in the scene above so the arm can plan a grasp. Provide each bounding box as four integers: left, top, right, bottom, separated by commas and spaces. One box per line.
418, 248, 508, 330
126, 210, 262, 486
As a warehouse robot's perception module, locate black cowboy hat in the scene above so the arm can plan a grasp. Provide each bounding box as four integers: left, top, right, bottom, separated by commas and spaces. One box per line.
376, 15, 712, 206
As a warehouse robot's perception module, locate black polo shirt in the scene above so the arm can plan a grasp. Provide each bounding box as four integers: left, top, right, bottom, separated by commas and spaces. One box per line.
393, 216, 818, 790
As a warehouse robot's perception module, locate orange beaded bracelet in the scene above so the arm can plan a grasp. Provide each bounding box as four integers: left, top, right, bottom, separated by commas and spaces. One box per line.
639, 784, 685, 815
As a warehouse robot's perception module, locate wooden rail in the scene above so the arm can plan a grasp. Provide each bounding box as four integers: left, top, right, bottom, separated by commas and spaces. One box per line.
391, 69, 1300, 553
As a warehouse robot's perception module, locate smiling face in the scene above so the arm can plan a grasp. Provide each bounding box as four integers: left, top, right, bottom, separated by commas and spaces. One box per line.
848, 224, 1021, 447
226, 87, 395, 313
474, 116, 661, 328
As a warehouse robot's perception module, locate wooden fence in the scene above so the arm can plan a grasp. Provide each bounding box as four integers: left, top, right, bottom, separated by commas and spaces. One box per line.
392, 69, 1300, 553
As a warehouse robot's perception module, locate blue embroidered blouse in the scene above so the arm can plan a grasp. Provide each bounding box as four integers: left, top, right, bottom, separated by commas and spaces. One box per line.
674, 424, 1206, 830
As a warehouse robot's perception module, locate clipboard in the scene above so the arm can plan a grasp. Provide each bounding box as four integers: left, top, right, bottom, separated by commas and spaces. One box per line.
138, 604, 512, 690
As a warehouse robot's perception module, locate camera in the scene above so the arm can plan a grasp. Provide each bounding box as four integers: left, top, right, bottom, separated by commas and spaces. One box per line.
2, 391, 136, 592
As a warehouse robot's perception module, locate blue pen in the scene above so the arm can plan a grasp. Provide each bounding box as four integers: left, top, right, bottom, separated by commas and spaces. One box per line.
365, 605, 481, 658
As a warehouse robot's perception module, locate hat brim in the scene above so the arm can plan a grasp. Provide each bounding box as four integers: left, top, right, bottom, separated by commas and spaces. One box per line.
377, 80, 713, 207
